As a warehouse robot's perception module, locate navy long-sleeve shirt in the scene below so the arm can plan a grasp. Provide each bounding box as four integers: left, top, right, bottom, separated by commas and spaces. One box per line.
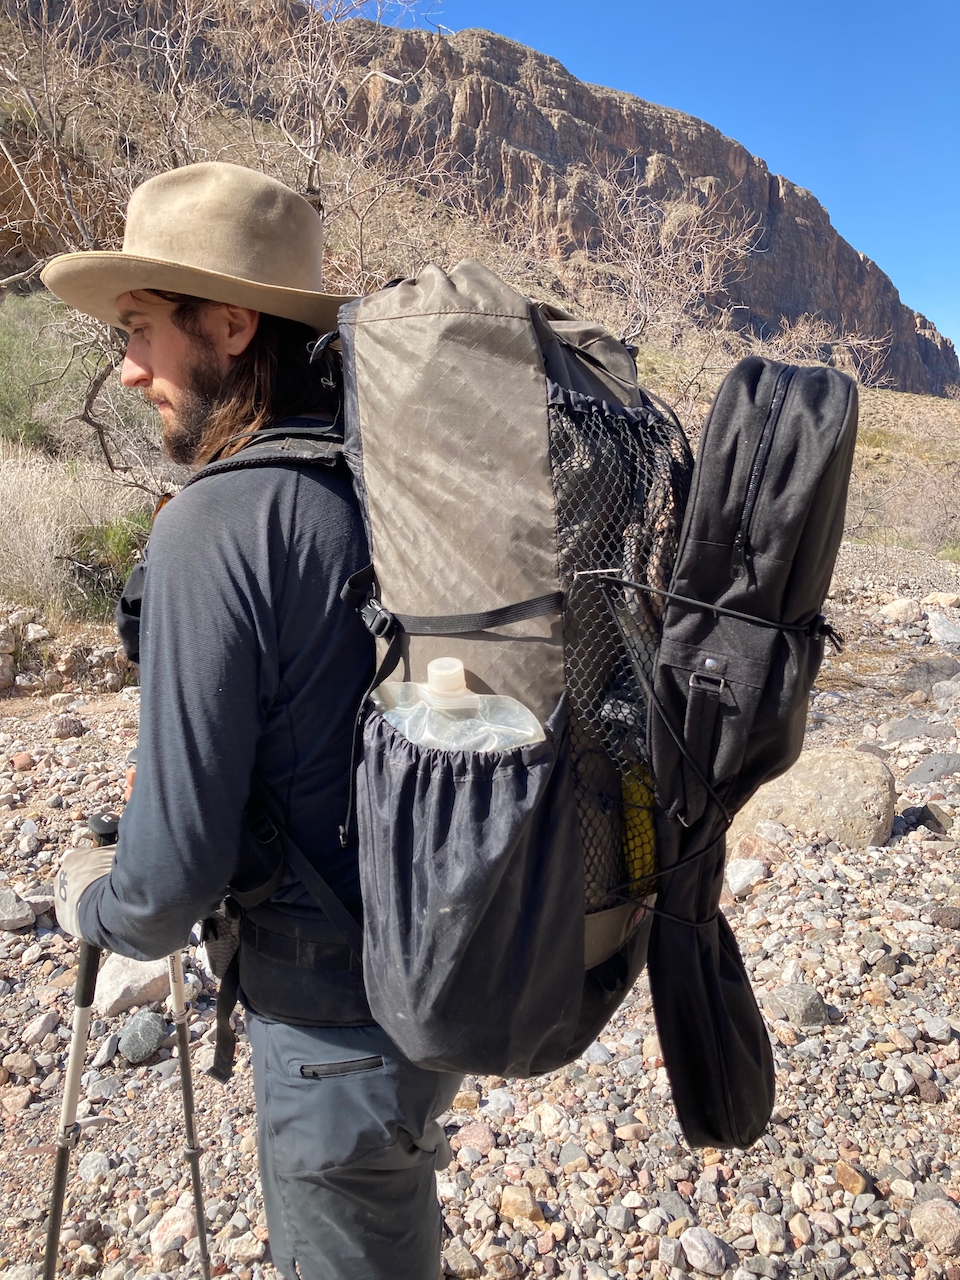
78, 459, 374, 960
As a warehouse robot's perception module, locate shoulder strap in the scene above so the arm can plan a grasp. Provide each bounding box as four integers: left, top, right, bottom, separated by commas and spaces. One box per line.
245, 790, 364, 957
182, 418, 345, 491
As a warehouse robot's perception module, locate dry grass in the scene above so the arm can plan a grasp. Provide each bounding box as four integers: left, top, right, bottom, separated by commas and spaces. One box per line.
0, 442, 148, 614
846, 388, 960, 555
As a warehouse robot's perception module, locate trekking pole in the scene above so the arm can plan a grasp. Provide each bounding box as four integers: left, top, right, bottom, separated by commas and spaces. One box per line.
43, 941, 101, 1280
168, 949, 212, 1280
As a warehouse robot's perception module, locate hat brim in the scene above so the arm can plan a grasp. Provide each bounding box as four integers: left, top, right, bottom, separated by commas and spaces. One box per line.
41, 252, 354, 334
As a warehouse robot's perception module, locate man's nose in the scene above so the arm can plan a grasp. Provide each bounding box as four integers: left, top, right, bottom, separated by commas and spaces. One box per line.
120, 349, 150, 389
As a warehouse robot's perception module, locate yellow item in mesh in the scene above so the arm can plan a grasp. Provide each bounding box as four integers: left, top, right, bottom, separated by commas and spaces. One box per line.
622, 764, 657, 895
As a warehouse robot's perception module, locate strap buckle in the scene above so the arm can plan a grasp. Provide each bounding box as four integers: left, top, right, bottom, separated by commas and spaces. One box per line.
360, 598, 397, 639
688, 671, 725, 694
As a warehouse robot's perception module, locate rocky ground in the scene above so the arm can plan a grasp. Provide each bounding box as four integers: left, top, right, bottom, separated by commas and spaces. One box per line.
3, 542, 960, 1280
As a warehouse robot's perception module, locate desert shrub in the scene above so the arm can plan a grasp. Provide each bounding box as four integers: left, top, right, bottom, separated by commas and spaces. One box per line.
0, 293, 75, 449
0, 442, 150, 615
65, 508, 152, 617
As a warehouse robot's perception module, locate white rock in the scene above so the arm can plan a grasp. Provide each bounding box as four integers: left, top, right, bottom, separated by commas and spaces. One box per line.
0, 887, 35, 931
792, 1181, 813, 1209
23, 1009, 59, 1044
880, 598, 921, 625
581, 1040, 613, 1065
24, 623, 50, 643
536, 1102, 568, 1139
77, 1150, 111, 1185
485, 1087, 515, 1117
679, 1226, 728, 1275
911, 1198, 960, 1254
228, 1232, 266, 1264
151, 1205, 197, 1258
94, 953, 170, 1017
929, 612, 960, 646
920, 1014, 953, 1044
726, 858, 769, 897
933, 675, 960, 710
752, 1211, 786, 1254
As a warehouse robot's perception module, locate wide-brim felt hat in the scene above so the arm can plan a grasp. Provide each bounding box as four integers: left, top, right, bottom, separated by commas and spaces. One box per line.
41, 162, 353, 334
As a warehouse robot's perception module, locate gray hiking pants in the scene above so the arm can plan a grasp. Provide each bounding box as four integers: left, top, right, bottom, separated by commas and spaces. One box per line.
246, 1013, 462, 1280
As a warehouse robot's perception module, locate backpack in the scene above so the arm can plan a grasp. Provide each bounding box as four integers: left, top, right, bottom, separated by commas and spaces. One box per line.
643, 358, 857, 1147
334, 261, 693, 1079
185, 262, 857, 1150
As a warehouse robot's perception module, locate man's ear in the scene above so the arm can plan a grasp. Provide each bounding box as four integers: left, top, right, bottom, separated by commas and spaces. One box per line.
221, 306, 260, 357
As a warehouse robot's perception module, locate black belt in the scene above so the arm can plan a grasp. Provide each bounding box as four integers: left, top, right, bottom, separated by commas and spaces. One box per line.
240, 916, 361, 973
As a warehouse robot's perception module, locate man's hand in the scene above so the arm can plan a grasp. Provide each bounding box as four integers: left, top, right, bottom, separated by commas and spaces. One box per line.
56, 846, 115, 940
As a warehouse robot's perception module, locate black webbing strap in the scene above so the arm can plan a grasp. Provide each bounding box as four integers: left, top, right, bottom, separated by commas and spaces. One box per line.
679, 673, 724, 827
340, 565, 563, 640
207, 953, 240, 1084
206, 795, 364, 1082
249, 792, 364, 956
394, 592, 563, 636
338, 631, 403, 847
598, 579, 732, 828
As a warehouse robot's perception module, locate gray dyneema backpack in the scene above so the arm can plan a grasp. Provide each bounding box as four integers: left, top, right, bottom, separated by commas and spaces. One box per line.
334, 260, 692, 1079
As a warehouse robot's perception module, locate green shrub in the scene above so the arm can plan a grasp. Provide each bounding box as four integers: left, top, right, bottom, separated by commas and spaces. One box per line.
65, 509, 152, 617
0, 292, 75, 449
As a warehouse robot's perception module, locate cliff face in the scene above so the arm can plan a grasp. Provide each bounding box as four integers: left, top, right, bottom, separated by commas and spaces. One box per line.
347, 25, 958, 395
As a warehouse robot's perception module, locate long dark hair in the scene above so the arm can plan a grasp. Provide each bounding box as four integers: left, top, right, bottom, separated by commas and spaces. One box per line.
140, 290, 339, 465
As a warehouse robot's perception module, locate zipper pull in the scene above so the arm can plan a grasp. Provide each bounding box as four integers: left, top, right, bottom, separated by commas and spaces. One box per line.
730, 534, 747, 579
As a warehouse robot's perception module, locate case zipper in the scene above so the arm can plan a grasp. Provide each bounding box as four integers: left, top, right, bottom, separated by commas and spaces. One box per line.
730, 366, 796, 578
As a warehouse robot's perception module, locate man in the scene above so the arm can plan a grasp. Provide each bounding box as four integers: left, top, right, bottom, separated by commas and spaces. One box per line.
44, 162, 461, 1280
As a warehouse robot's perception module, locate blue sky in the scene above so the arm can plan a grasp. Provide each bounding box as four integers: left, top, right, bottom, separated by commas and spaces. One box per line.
404, 0, 960, 349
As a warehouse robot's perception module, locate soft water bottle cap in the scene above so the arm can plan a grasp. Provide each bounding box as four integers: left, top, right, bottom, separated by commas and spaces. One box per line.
426, 657, 467, 695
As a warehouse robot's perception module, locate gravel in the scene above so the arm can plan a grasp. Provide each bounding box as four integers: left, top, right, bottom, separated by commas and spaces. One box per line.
4, 551, 960, 1280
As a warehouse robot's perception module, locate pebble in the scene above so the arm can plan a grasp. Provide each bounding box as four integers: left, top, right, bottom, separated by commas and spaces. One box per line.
769, 982, 829, 1028
151, 1206, 197, 1258
91, 1032, 120, 1068
751, 1211, 786, 1255
77, 1150, 111, 1185
928, 612, 960, 645
726, 858, 769, 897
22, 1008, 59, 1043
580, 1040, 613, 1065
679, 1226, 727, 1275
0, 887, 35, 930
119, 1009, 168, 1063
911, 1199, 960, 1254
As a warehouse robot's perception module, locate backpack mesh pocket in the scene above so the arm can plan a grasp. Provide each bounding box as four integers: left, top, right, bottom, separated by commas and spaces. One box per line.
548, 382, 692, 911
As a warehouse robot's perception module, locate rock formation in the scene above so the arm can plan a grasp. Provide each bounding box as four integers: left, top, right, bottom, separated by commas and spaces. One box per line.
346, 24, 958, 396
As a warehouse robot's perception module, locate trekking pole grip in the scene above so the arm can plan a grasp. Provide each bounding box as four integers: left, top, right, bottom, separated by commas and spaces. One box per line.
43, 941, 101, 1280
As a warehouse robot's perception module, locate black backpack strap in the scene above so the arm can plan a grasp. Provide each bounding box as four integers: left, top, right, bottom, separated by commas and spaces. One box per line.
206, 794, 363, 1082
207, 952, 241, 1084
340, 564, 563, 638
247, 792, 363, 957
181, 418, 345, 491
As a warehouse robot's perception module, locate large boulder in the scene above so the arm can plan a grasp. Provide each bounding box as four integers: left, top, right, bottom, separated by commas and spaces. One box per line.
94, 954, 170, 1017
729, 748, 895, 849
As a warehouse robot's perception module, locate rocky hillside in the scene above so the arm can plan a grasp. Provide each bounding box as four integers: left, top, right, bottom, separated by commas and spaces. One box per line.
345, 24, 958, 397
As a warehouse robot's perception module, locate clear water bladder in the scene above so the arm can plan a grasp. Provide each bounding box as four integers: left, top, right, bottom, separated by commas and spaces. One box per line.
370, 657, 546, 753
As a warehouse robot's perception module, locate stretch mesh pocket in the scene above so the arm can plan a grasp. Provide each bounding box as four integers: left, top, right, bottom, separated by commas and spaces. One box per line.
548, 383, 692, 910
